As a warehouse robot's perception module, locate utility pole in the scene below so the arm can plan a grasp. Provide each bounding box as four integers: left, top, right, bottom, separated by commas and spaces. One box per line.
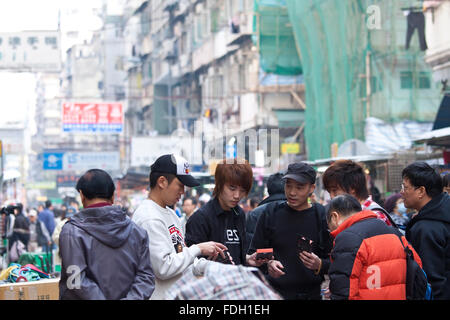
366, 50, 372, 118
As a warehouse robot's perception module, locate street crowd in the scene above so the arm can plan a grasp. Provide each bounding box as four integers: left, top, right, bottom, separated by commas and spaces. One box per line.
2, 154, 449, 300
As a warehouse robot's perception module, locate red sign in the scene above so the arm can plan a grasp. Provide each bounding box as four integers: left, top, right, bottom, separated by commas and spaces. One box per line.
62, 103, 123, 133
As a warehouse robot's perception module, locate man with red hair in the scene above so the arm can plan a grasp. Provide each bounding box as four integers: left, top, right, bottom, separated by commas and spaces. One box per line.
185, 158, 254, 265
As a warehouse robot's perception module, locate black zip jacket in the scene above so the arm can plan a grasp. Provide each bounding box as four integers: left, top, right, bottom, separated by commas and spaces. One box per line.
405, 192, 450, 299
185, 197, 248, 265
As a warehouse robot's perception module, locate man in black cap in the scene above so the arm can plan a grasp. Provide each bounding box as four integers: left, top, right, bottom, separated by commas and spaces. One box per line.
132, 154, 228, 299
247, 162, 332, 300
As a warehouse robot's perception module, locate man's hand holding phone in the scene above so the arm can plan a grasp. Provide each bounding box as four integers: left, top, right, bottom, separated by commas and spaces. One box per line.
246, 248, 273, 267
297, 234, 322, 273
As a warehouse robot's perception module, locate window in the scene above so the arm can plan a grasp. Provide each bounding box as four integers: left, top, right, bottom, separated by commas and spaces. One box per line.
45, 37, 57, 46
400, 71, 413, 89
27, 37, 38, 45
9, 36, 21, 46
401, 71, 431, 90
418, 72, 431, 89
0, 37, 2, 45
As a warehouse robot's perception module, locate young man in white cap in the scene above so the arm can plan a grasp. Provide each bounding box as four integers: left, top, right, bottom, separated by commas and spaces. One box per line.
132, 154, 228, 300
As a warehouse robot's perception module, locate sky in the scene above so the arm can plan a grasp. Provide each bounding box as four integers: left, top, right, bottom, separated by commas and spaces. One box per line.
0, 0, 104, 126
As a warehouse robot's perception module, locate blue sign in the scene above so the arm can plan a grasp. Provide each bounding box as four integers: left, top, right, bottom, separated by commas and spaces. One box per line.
43, 152, 64, 170
226, 145, 237, 158
62, 123, 122, 133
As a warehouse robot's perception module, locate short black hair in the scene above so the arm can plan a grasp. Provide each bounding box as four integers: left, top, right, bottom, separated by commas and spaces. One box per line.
443, 173, 450, 188
76, 169, 115, 200
266, 172, 285, 195
327, 194, 362, 223
402, 162, 443, 198
45, 200, 52, 208
149, 172, 176, 189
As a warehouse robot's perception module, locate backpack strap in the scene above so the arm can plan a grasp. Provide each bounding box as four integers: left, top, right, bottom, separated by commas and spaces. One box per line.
367, 203, 399, 228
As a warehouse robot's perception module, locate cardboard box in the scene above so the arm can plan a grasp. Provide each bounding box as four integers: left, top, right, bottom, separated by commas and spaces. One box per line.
0, 278, 60, 300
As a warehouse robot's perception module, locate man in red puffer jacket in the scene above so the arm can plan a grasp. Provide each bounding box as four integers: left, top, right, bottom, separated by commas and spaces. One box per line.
327, 194, 423, 300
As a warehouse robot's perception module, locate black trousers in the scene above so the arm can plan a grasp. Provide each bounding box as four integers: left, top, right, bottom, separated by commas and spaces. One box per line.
406, 12, 428, 51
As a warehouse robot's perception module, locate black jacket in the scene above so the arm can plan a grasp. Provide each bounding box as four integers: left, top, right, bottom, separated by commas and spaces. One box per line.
248, 201, 332, 299
246, 193, 286, 245
405, 192, 450, 300
59, 205, 155, 300
185, 197, 248, 265
9, 212, 30, 249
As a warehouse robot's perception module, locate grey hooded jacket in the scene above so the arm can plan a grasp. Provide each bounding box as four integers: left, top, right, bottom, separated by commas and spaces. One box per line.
59, 205, 155, 300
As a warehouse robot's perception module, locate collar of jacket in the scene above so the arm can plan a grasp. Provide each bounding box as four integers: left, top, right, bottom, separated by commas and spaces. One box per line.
211, 197, 240, 216
330, 210, 378, 239
86, 202, 112, 209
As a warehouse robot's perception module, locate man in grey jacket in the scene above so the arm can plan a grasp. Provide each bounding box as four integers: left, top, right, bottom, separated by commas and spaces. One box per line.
59, 169, 155, 300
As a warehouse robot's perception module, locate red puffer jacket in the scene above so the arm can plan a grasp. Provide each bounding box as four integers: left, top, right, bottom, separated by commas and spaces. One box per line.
329, 211, 422, 300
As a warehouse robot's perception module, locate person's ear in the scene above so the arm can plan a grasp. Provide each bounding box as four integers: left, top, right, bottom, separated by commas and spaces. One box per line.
417, 186, 426, 199
331, 211, 340, 224
79, 190, 86, 207
309, 184, 316, 196
157, 176, 169, 189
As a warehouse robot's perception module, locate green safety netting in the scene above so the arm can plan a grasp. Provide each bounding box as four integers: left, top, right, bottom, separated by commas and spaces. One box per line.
257, 0, 442, 161
253, 0, 302, 75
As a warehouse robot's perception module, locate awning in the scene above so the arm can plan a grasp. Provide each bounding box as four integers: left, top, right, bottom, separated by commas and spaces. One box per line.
306, 154, 393, 166
414, 127, 450, 147
2, 169, 21, 181
432, 94, 450, 130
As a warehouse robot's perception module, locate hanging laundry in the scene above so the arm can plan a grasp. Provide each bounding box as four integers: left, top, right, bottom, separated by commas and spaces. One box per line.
405, 11, 428, 51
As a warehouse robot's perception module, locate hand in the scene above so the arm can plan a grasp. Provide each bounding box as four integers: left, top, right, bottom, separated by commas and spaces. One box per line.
197, 241, 228, 259
299, 251, 321, 271
267, 260, 285, 278
246, 252, 272, 267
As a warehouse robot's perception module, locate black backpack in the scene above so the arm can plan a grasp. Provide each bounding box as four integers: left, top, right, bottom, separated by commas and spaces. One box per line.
396, 234, 432, 300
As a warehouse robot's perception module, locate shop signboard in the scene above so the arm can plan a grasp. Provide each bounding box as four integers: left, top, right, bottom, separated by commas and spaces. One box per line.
62, 102, 123, 133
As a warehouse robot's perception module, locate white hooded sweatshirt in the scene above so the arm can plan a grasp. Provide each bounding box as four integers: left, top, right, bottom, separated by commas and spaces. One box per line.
132, 199, 208, 300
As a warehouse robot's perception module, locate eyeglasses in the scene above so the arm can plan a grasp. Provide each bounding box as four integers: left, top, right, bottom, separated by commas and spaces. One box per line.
401, 184, 420, 192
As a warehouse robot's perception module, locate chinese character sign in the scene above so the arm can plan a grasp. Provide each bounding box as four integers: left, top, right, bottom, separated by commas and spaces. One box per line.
62, 103, 123, 133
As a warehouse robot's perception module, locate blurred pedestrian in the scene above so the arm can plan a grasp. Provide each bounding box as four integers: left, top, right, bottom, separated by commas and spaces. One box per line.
52, 207, 76, 263
185, 158, 253, 266
384, 193, 410, 230
132, 154, 227, 300
322, 160, 396, 227
402, 162, 450, 299
59, 169, 155, 300
248, 163, 332, 300
246, 172, 286, 245
443, 173, 450, 194
180, 196, 198, 233
28, 209, 51, 253
327, 194, 423, 300
9, 203, 30, 253
38, 200, 56, 251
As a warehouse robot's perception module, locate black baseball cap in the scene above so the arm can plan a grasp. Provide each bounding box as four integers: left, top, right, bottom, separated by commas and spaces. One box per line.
150, 154, 200, 187
283, 162, 316, 185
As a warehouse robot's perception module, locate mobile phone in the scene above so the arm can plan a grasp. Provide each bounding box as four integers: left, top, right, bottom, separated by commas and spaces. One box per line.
215, 250, 234, 264
297, 234, 313, 253
256, 248, 273, 260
